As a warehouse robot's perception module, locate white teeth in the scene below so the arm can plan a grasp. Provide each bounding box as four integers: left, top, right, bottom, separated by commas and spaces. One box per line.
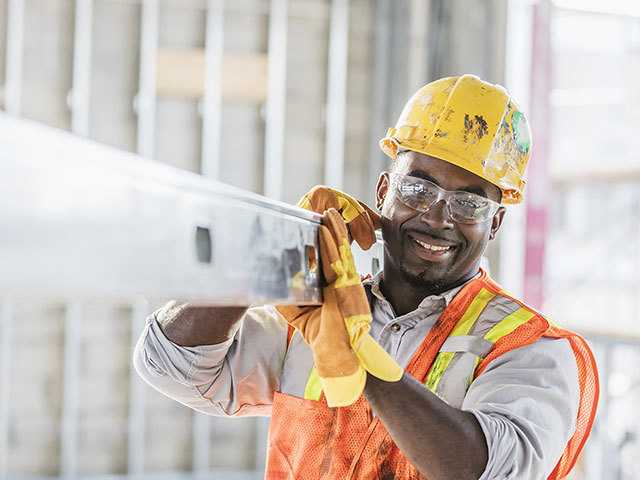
415, 239, 451, 252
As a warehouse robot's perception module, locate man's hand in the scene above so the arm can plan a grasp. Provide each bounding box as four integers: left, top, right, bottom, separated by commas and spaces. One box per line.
297, 185, 381, 249
278, 205, 402, 407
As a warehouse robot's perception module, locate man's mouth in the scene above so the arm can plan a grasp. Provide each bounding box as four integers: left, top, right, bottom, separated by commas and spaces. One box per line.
407, 233, 457, 261
413, 238, 453, 252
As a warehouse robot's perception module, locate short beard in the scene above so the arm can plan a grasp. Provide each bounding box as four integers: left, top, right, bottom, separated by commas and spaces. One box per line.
397, 260, 448, 292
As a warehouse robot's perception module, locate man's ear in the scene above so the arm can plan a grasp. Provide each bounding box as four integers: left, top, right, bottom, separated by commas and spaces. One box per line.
376, 172, 390, 210
489, 207, 506, 240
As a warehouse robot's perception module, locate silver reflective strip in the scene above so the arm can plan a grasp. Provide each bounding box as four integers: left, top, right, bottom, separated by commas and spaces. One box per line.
434, 293, 521, 407
435, 352, 479, 409
439, 335, 494, 357
278, 333, 315, 398
470, 294, 521, 336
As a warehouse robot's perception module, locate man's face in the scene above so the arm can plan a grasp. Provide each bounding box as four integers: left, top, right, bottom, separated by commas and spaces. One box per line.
376, 151, 506, 289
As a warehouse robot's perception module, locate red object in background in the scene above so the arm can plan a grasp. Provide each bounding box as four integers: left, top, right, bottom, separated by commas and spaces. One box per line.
524, 0, 552, 309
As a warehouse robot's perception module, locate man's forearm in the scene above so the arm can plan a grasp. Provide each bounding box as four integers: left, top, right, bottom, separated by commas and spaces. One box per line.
160, 305, 248, 347
364, 373, 488, 480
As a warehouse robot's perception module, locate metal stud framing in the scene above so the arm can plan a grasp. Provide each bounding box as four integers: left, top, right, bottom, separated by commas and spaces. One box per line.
5, 0, 24, 115
323, 0, 349, 189
498, 0, 534, 297
0, 301, 13, 480
137, 0, 159, 158
263, 0, 288, 200
60, 302, 82, 477
201, 0, 224, 179
70, 0, 93, 136
368, 0, 392, 201
128, 298, 149, 475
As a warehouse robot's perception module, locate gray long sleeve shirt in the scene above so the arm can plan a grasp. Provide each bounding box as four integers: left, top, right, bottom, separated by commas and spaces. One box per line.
134, 275, 580, 479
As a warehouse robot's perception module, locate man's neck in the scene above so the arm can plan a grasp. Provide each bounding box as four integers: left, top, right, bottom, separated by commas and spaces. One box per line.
379, 263, 479, 317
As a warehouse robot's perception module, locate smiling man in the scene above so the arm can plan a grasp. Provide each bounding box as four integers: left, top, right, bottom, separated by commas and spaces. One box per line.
134, 75, 598, 480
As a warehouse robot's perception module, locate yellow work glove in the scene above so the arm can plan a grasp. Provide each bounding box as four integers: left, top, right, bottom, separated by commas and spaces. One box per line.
277, 208, 403, 407
297, 185, 381, 250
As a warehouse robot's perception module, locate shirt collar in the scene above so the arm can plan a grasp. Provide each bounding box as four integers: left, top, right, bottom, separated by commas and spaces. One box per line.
363, 270, 479, 314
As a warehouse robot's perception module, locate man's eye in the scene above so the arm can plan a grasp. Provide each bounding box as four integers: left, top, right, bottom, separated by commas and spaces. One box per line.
455, 196, 486, 209
400, 184, 423, 194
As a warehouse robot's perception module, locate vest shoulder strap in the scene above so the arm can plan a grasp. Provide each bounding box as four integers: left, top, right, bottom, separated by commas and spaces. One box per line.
424, 277, 548, 406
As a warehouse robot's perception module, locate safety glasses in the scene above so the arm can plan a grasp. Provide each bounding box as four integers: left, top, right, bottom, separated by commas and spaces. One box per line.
390, 173, 501, 224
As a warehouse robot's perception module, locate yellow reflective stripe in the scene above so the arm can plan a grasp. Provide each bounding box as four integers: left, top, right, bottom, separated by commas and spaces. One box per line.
451, 288, 495, 336
304, 367, 323, 400
484, 307, 535, 344
425, 352, 455, 392
425, 288, 495, 392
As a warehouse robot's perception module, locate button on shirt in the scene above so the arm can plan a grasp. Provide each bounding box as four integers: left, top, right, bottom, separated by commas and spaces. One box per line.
134, 273, 581, 479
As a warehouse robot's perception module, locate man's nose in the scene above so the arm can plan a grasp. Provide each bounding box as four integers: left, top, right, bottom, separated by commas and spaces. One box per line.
419, 199, 454, 230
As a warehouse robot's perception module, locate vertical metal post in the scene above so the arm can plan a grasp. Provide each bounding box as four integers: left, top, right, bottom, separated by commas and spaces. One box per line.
499, 0, 534, 295
60, 302, 82, 478
201, 0, 224, 179
137, 0, 159, 158
407, 0, 430, 92
5, 0, 24, 115
127, 298, 148, 475
70, 0, 93, 136
254, 417, 270, 471
263, 0, 288, 199
524, 0, 552, 309
323, 0, 349, 189
0, 301, 13, 480
192, 412, 210, 475
598, 343, 616, 480
368, 0, 392, 204
195, 1, 223, 463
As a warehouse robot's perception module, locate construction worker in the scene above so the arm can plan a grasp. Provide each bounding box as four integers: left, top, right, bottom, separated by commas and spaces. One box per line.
134, 75, 598, 479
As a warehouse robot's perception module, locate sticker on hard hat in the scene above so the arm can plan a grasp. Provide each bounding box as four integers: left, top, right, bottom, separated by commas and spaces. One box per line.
512, 111, 531, 153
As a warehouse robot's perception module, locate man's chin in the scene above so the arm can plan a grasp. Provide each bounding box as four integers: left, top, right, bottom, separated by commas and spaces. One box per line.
398, 263, 451, 289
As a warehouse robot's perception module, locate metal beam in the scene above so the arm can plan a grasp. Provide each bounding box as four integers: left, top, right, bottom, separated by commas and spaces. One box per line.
5, 0, 24, 115
324, 0, 349, 189
71, 0, 94, 136
0, 114, 382, 303
201, 0, 224, 179
263, 0, 288, 200
137, 0, 159, 158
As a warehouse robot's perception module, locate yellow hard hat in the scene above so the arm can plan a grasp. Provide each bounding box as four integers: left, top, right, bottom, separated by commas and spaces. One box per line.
380, 74, 531, 204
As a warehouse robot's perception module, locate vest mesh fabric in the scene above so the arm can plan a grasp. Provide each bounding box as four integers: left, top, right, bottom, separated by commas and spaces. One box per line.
545, 327, 599, 479
267, 393, 376, 479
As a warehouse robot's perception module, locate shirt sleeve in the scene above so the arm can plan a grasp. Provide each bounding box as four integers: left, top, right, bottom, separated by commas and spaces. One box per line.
132, 302, 288, 417
462, 337, 581, 480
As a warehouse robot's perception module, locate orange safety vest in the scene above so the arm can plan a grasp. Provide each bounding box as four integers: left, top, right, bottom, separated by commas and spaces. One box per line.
266, 270, 599, 479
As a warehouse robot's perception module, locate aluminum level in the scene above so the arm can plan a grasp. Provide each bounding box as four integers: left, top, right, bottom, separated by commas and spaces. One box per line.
0, 114, 383, 304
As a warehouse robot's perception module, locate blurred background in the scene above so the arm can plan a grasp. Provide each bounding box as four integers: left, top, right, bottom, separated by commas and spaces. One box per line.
1, 0, 639, 478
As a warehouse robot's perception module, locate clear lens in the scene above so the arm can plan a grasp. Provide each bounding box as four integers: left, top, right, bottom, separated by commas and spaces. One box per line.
392, 173, 499, 224
396, 175, 440, 210
449, 192, 497, 223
